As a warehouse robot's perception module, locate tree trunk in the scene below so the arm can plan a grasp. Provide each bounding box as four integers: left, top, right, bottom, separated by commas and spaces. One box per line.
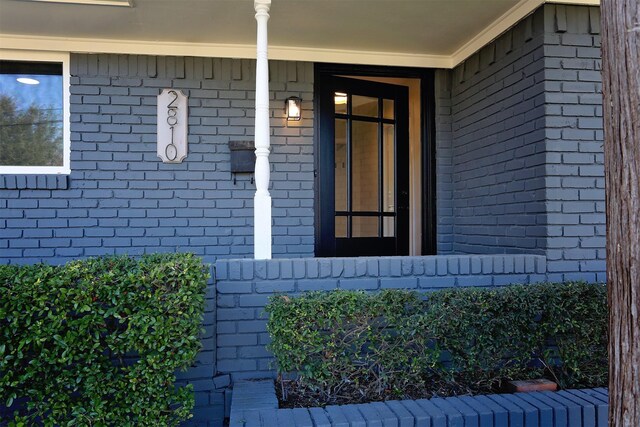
601, 0, 640, 425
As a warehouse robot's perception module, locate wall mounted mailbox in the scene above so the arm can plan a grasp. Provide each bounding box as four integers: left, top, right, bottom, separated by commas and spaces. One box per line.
229, 140, 255, 173
157, 89, 188, 163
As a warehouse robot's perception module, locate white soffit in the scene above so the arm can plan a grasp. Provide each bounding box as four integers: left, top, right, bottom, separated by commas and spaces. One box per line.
0, 0, 601, 69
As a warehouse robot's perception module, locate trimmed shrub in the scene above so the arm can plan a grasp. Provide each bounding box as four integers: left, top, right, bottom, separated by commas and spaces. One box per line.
266, 290, 438, 401
425, 284, 548, 390
266, 282, 607, 402
426, 282, 608, 389
0, 253, 208, 426
539, 282, 608, 387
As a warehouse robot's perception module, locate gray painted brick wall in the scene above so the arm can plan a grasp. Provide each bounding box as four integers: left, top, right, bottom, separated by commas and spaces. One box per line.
0, 55, 315, 266
435, 70, 454, 254
1, 7, 605, 276
437, 4, 605, 282
447, 9, 548, 255
542, 5, 605, 282
214, 255, 547, 381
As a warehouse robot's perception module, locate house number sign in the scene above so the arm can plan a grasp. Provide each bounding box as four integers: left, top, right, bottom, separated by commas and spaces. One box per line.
157, 89, 188, 163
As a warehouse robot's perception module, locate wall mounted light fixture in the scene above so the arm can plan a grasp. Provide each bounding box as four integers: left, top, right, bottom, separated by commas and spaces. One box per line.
285, 96, 302, 121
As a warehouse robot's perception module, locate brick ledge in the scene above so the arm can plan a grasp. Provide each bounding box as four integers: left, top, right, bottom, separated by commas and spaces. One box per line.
229, 380, 608, 427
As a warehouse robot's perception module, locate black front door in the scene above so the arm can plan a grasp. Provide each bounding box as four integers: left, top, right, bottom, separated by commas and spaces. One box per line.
317, 76, 409, 257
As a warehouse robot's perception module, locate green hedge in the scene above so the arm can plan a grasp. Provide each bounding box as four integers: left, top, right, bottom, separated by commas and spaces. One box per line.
266, 290, 438, 401
0, 253, 208, 426
266, 282, 607, 402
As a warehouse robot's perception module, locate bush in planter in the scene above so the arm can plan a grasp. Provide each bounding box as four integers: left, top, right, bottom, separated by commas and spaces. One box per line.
538, 282, 608, 388
424, 284, 548, 390
266, 282, 607, 403
266, 290, 440, 401
426, 282, 608, 390
0, 253, 208, 426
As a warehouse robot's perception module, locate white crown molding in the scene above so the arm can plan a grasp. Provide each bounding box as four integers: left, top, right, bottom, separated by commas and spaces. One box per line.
451, 0, 545, 67
0, 0, 600, 70
548, 0, 600, 4
15, 0, 132, 6
269, 45, 452, 68
0, 34, 453, 68
451, 0, 601, 67
0, 35, 257, 59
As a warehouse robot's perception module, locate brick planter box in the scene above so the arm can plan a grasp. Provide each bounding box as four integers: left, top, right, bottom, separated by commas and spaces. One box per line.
229, 380, 609, 427
214, 255, 547, 381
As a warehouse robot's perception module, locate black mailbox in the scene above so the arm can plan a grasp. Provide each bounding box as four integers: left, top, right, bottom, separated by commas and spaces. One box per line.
229, 140, 255, 173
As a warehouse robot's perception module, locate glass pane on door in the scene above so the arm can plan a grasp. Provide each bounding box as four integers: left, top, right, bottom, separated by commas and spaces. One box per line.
352, 217, 378, 237
335, 119, 348, 211
352, 95, 378, 117
352, 120, 379, 212
383, 123, 395, 213
383, 217, 395, 237
383, 99, 394, 120
335, 216, 347, 238
334, 92, 348, 114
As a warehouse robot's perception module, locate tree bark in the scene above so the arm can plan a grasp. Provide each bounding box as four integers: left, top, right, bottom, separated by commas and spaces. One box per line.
601, 0, 640, 425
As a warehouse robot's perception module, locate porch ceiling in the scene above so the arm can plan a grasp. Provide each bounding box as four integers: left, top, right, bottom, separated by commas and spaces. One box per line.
0, 0, 599, 68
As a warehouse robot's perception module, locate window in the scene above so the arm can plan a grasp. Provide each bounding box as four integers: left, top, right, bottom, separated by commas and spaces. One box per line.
0, 51, 70, 174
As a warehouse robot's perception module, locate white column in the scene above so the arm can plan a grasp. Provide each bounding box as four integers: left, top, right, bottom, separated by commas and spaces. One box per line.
253, 0, 272, 259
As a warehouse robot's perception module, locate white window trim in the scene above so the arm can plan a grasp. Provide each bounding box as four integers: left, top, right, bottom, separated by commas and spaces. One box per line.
0, 49, 71, 175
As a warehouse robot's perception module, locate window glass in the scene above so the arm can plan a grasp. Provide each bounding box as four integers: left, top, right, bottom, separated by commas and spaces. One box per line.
351, 120, 379, 212
335, 119, 348, 211
352, 95, 378, 117
335, 216, 347, 238
352, 216, 378, 237
383, 123, 395, 212
383, 217, 395, 237
0, 60, 64, 167
383, 99, 394, 120
334, 92, 347, 115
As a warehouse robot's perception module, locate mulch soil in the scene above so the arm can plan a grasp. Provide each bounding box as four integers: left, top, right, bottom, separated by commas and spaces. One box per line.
276, 377, 485, 409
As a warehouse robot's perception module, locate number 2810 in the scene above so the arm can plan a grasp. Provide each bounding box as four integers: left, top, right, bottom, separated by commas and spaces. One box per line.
165, 90, 179, 160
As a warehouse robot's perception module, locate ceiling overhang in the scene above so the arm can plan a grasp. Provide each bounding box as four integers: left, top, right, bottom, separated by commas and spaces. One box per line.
0, 0, 600, 69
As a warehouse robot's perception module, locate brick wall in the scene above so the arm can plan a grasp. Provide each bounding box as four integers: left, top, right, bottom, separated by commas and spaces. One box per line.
437, 4, 605, 281
434, 70, 454, 253
0, 55, 315, 266
214, 254, 547, 381
542, 5, 606, 282
1, 8, 605, 273
447, 9, 548, 255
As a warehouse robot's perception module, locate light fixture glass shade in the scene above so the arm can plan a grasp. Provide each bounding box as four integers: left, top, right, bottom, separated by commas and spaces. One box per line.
16, 77, 40, 85
285, 96, 302, 121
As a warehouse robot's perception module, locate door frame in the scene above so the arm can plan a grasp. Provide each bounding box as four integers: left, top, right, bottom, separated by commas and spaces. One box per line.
314, 63, 437, 257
